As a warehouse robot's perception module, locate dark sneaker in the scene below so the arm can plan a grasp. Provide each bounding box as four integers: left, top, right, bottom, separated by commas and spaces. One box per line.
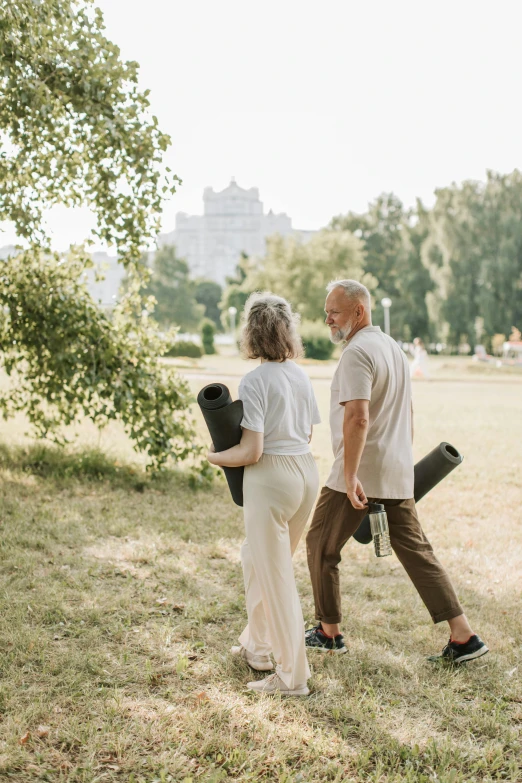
305, 624, 347, 654
428, 634, 489, 664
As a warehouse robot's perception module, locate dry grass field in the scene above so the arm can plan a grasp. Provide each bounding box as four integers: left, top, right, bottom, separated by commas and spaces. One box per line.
0, 353, 521, 782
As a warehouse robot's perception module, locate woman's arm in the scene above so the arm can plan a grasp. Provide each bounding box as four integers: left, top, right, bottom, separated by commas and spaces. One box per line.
308, 425, 314, 443
207, 428, 264, 467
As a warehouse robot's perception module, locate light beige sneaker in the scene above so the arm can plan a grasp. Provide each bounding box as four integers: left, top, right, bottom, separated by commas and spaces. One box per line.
247, 673, 310, 696
230, 645, 274, 671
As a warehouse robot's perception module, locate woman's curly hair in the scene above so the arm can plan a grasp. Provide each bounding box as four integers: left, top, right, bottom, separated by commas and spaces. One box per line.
240, 292, 303, 362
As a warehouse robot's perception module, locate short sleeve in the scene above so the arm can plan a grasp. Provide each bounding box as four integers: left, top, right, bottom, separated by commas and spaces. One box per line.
338, 348, 373, 402
238, 378, 265, 432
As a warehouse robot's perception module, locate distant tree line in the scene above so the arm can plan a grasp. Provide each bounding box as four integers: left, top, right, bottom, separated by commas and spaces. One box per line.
136, 168, 522, 353
218, 169, 522, 351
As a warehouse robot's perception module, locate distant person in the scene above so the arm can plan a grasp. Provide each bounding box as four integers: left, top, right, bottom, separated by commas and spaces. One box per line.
207, 293, 320, 696
305, 279, 488, 664
410, 337, 430, 379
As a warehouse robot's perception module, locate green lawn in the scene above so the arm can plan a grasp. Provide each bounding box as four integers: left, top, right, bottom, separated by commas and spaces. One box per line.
0, 355, 521, 782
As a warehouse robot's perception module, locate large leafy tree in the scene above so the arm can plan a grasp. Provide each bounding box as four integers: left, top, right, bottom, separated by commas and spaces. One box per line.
0, 0, 178, 260
422, 171, 522, 347
397, 200, 433, 341
144, 245, 204, 331
478, 171, 522, 340
195, 279, 223, 330
0, 1, 202, 469
219, 252, 257, 329
331, 194, 432, 341
421, 182, 482, 346
246, 230, 371, 322
0, 249, 196, 468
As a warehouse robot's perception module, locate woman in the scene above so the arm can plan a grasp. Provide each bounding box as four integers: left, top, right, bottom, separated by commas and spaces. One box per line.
410, 337, 430, 379
207, 292, 320, 696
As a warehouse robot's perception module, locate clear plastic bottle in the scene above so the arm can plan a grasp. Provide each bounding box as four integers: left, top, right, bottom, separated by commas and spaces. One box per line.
368, 503, 393, 557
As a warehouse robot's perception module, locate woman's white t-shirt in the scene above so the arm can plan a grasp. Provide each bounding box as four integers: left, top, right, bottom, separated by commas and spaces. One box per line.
238, 360, 321, 456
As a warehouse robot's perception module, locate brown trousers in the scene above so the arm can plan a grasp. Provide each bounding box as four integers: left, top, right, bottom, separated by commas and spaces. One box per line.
306, 487, 463, 624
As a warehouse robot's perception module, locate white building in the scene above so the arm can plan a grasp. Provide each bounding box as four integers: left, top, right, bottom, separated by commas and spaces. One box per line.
1, 180, 315, 302
158, 178, 315, 284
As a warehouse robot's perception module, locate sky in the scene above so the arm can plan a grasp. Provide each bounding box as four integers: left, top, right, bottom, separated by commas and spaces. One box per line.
2, 0, 522, 251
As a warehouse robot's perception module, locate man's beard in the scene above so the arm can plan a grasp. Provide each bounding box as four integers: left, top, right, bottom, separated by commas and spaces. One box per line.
330, 321, 354, 344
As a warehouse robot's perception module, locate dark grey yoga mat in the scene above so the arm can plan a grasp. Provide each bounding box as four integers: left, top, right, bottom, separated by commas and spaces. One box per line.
353, 442, 464, 545
197, 383, 244, 507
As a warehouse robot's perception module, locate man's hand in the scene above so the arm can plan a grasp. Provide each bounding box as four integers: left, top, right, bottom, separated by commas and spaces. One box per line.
345, 474, 368, 509
342, 400, 370, 508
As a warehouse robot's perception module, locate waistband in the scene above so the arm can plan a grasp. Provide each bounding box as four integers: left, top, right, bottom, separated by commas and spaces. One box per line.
257, 452, 316, 464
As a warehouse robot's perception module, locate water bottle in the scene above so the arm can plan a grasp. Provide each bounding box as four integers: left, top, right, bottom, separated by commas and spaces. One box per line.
368, 503, 392, 557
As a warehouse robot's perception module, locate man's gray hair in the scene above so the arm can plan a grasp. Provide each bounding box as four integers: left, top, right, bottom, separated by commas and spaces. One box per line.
326, 279, 371, 309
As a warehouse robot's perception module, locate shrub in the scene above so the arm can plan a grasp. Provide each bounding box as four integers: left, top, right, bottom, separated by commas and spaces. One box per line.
201, 318, 216, 355
300, 320, 335, 360
165, 340, 202, 359
0, 249, 196, 470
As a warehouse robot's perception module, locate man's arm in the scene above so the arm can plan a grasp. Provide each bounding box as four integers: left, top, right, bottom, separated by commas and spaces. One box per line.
411, 400, 414, 444
343, 399, 370, 509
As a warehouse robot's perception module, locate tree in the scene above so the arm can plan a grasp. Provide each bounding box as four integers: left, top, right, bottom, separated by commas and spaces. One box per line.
0, 1, 201, 469
422, 171, 522, 347
200, 318, 216, 355
0, 249, 196, 469
331, 194, 432, 341
220, 252, 257, 329
477, 172, 522, 342
421, 181, 484, 347
195, 280, 223, 330
0, 0, 179, 262
246, 230, 371, 322
144, 245, 204, 331
397, 201, 433, 341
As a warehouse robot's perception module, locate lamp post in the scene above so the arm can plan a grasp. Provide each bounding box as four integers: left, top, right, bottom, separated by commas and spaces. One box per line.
228, 306, 237, 334
381, 297, 392, 336
228, 306, 237, 351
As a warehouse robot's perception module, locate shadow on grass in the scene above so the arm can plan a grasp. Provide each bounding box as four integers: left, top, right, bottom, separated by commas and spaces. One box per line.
0, 440, 210, 494
1, 445, 520, 781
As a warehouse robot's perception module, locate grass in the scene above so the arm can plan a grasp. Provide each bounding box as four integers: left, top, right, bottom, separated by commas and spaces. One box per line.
0, 357, 521, 782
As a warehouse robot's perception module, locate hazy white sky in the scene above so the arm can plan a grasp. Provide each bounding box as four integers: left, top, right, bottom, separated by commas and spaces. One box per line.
3, 0, 522, 250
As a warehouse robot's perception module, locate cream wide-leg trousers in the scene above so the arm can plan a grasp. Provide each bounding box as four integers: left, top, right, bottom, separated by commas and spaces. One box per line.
238, 452, 319, 689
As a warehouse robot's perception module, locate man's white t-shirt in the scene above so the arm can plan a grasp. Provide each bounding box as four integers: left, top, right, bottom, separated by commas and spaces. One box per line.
326, 326, 414, 499
238, 360, 321, 456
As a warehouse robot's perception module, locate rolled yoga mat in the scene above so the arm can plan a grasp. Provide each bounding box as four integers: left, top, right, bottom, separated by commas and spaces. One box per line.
197, 383, 244, 507
353, 442, 464, 545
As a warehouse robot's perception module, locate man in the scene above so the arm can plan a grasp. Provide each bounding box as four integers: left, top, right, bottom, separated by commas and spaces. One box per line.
305, 279, 488, 663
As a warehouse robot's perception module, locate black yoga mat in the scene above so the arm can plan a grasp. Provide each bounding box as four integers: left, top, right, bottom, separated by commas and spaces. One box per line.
353, 442, 463, 544
197, 383, 244, 507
